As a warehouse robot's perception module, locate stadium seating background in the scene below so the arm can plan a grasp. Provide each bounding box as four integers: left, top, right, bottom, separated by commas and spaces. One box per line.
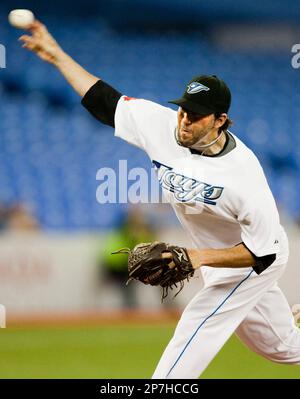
0, 2, 300, 230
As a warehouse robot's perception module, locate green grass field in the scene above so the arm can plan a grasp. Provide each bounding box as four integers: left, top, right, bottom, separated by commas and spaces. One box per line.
0, 324, 299, 379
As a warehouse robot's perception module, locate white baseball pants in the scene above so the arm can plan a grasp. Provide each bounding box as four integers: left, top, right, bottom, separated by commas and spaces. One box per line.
152, 262, 300, 379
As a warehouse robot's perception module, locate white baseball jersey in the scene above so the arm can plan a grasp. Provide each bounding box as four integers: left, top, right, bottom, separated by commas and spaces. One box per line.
114, 96, 288, 267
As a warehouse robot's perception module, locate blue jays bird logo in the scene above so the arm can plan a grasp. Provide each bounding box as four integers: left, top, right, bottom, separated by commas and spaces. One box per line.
187, 82, 210, 94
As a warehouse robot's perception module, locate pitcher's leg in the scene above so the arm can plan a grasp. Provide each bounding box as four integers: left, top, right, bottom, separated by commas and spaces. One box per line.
236, 284, 300, 364
153, 267, 284, 379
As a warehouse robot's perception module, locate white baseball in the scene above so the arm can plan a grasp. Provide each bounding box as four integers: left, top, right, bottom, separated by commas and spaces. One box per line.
8, 9, 35, 29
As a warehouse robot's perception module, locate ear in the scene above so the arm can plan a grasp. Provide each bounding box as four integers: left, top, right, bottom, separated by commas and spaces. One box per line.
215, 113, 228, 129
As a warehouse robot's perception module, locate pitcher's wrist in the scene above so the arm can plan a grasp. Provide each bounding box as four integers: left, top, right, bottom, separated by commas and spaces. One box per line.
187, 249, 203, 269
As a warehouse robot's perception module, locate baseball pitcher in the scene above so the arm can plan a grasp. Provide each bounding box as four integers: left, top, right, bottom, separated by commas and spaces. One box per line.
20, 21, 300, 378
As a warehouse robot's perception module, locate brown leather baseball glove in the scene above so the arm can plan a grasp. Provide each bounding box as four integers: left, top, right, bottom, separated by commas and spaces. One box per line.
112, 241, 194, 300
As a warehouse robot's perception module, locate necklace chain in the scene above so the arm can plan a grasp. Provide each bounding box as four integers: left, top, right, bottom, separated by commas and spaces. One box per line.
175, 128, 225, 156
199, 131, 224, 156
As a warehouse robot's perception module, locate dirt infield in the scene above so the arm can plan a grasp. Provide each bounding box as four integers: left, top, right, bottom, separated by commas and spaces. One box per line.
7, 308, 181, 327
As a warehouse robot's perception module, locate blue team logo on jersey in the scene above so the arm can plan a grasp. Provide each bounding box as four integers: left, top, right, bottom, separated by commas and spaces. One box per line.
152, 160, 224, 205
186, 82, 210, 94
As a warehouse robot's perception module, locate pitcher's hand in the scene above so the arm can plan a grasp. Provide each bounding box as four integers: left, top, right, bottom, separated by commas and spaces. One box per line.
19, 20, 64, 65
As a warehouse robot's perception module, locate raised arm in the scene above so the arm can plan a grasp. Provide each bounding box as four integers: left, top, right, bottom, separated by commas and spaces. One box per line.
19, 20, 122, 127
19, 20, 98, 97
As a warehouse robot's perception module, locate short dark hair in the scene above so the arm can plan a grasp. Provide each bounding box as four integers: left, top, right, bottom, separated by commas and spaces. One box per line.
215, 113, 233, 133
